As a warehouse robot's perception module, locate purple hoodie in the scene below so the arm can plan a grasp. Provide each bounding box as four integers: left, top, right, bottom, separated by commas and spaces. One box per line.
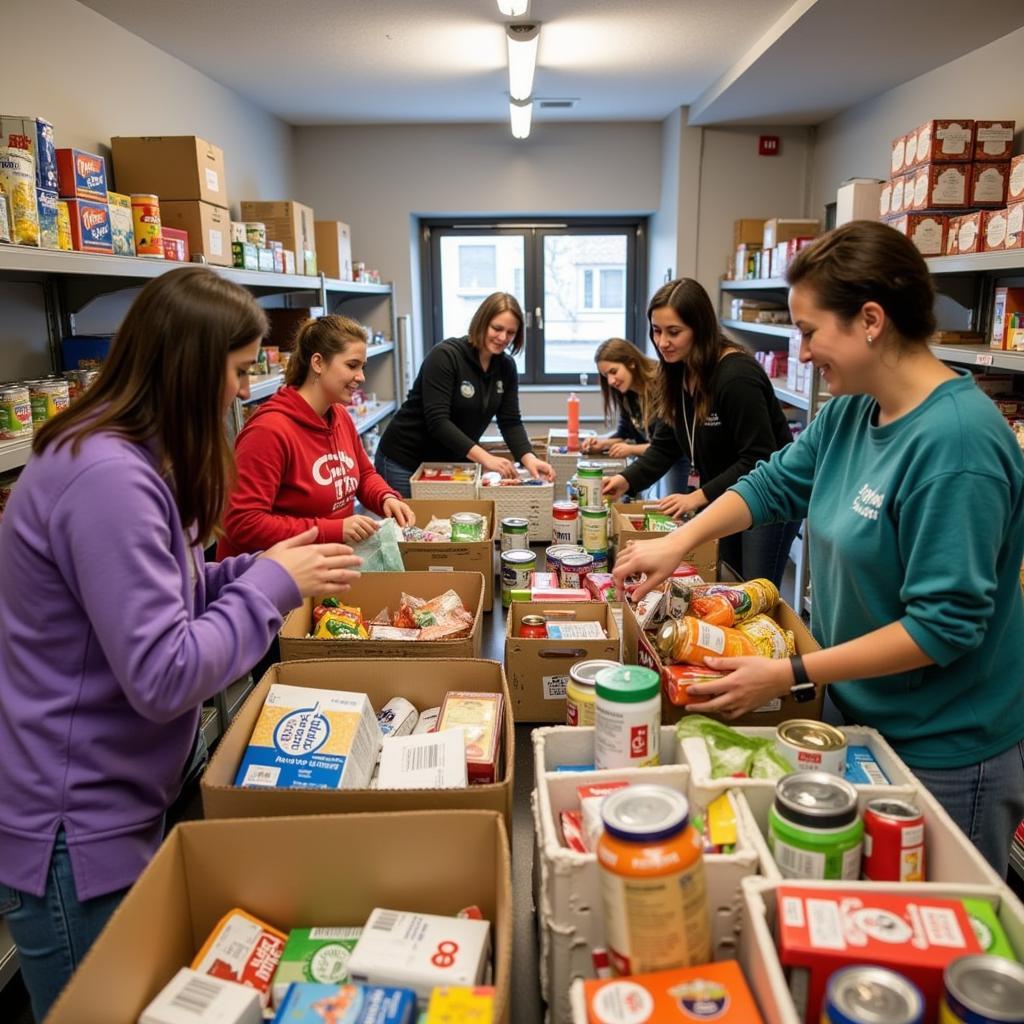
0, 431, 300, 899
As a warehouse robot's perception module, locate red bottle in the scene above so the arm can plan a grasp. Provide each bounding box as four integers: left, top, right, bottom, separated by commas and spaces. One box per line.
567, 392, 581, 452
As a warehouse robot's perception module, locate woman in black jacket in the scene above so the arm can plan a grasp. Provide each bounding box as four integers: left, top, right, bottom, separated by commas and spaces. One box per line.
582, 337, 660, 458
375, 292, 555, 496
603, 278, 799, 585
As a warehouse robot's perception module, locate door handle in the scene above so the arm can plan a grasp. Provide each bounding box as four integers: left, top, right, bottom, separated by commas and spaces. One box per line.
535, 306, 544, 329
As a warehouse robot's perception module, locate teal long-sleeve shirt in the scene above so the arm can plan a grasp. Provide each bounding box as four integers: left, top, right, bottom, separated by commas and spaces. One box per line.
731, 370, 1024, 769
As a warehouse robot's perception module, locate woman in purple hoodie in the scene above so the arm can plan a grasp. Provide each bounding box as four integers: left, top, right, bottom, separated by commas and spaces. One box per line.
0, 267, 362, 1020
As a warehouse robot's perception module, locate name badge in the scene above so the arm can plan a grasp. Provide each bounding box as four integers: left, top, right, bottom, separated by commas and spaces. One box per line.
687, 471, 701, 490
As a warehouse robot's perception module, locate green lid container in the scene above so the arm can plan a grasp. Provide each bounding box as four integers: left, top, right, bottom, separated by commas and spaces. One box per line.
595, 665, 660, 703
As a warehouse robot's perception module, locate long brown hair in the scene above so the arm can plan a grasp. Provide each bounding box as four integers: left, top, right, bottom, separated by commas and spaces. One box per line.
594, 338, 661, 431
33, 267, 268, 542
285, 314, 367, 387
648, 278, 748, 424
467, 292, 525, 355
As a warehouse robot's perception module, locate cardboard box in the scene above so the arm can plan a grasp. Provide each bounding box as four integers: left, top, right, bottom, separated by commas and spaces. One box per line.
891, 213, 948, 257
504, 601, 620, 722
1006, 201, 1024, 250
0, 114, 57, 190
903, 128, 920, 170
55, 147, 108, 201
1010, 154, 1024, 204
201, 658, 513, 826
610, 502, 719, 579
983, 208, 1009, 252
279, 571, 484, 662
400, 498, 497, 612
973, 119, 1016, 162
65, 199, 113, 254
45, 811, 512, 1024
622, 596, 824, 728
762, 218, 819, 251
954, 211, 984, 255
970, 161, 1010, 207
890, 135, 907, 177
915, 119, 974, 163
265, 306, 324, 349
733, 218, 766, 247
315, 220, 353, 280
158, 199, 231, 266
909, 161, 968, 209
888, 174, 907, 215
240, 200, 317, 276
836, 179, 883, 227
111, 135, 228, 208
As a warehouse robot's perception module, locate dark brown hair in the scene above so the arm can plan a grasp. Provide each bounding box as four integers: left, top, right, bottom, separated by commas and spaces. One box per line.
648, 278, 747, 424
786, 220, 936, 345
33, 266, 268, 542
285, 314, 367, 387
467, 292, 525, 355
593, 337, 661, 430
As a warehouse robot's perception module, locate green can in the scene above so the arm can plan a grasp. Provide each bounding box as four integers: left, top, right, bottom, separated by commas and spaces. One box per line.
451, 511, 486, 542
576, 461, 605, 508
500, 516, 530, 552
580, 505, 609, 555
767, 771, 863, 880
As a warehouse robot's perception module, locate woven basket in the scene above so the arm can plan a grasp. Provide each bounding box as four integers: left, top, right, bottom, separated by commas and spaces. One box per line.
479, 480, 555, 541
409, 462, 481, 501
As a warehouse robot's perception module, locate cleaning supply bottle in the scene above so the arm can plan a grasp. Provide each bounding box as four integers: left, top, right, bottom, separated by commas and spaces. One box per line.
567, 392, 580, 452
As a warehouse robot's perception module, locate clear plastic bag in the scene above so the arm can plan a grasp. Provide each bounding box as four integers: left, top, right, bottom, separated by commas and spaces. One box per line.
350, 517, 405, 572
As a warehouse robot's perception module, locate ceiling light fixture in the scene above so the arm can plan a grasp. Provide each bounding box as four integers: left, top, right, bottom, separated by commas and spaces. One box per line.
509, 98, 533, 140
506, 23, 540, 102
497, 0, 529, 14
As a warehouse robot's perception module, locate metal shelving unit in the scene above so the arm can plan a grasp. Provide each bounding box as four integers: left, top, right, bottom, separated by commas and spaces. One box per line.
719, 277, 788, 290
0, 436, 33, 474
242, 370, 286, 405
353, 400, 398, 435
720, 317, 794, 338
929, 343, 1024, 372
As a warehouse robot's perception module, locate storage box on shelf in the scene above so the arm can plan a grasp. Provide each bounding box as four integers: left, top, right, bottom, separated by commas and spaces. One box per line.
46, 810, 513, 1024
279, 570, 485, 661
410, 462, 481, 501
111, 134, 229, 208
201, 658, 514, 826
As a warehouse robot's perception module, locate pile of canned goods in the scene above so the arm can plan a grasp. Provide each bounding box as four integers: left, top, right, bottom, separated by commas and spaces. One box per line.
1, 369, 98, 441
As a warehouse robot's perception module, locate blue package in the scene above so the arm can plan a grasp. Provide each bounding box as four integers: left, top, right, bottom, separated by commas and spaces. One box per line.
555, 763, 596, 772
273, 983, 417, 1024
35, 118, 57, 191
845, 745, 890, 785
36, 188, 58, 249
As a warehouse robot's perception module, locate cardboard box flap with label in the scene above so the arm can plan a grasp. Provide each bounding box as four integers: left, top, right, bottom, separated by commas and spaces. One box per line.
46, 811, 512, 1024
111, 135, 228, 208
240, 200, 317, 276
158, 200, 231, 267
315, 220, 353, 281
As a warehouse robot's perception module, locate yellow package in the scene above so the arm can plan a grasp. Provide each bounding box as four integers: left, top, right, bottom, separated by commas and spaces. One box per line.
56, 200, 72, 250
0, 147, 40, 246
313, 606, 368, 639
426, 986, 495, 1023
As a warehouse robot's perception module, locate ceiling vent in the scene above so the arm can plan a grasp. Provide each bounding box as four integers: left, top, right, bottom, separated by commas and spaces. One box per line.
537, 98, 579, 110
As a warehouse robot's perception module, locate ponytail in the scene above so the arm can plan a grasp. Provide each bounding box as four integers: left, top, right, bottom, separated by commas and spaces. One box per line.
285, 314, 367, 386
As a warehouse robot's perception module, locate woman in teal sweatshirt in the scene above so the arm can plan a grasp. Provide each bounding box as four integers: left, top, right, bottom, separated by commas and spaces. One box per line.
614, 221, 1024, 874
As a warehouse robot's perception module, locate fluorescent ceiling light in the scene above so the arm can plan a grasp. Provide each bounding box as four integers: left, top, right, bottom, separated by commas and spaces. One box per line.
510, 99, 533, 140
506, 23, 540, 102
497, 0, 529, 14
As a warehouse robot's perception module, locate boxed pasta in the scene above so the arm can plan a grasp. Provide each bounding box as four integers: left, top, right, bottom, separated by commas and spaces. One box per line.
914, 119, 974, 163
436, 691, 504, 785
909, 162, 968, 209
56, 147, 108, 201
973, 120, 1016, 162
970, 161, 1011, 207
1010, 154, 1024, 204
65, 199, 113, 254
270, 927, 364, 1007
983, 209, 1009, 252
1005, 202, 1023, 250
890, 213, 948, 257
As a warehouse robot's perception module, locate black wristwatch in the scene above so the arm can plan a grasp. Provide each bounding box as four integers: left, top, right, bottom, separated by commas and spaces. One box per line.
788, 655, 817, 703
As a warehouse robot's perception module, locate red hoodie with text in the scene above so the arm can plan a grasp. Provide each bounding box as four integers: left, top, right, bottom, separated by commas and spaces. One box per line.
217, 385, 399, 557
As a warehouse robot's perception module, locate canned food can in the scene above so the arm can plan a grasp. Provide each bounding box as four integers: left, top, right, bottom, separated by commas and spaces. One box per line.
576, 461, 605, 508
245, 221, 267, 247
667, 578, 691, 619
822, 966, 924, 1024
353, 260, 366, 281
545, 543, 585, 576
863, 798, 926, 882
559, 551, 594, 589
776, 720, 848, 776
376, 696, 419, 739
580, 505, 609, 554
595, 666, 661, 770
941, 955, 1024, 1024
130, 195, 164, 258
28, 378, 70, 427
597, 785, 710, 975
567, 658, 620, 727
500, 516, 530, 552
0, 384, 33, 440
768, 771, 863, 880
450, 511, 486, 542
519, 614, 547, 639
501, 549, 536, 608
551, 500, 579, 545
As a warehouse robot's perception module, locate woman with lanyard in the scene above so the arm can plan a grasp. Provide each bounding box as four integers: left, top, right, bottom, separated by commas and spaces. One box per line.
613, 221, 1024, 874
374, 291, 555, 496
603, 277, 799, 586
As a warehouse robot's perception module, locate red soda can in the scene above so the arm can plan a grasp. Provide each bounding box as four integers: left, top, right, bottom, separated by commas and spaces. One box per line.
519, 614, 548, 639
863, 798, 925, 881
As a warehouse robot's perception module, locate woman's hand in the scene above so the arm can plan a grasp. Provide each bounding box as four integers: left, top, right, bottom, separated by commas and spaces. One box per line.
683, 656, 793, 720
523, 453, 556, 483
657, 491, 704, 519
582, 436, 612, 454
261, 527, 362, 599
342, 515, 379, 544
601, 474, 630, 501
607, 441, 637, 459
483, 454, 518, 479
611, 533, 684, 600
382, 496, 415, 527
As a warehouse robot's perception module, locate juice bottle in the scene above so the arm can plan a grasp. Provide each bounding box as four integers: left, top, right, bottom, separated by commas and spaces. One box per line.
566, 392, 580, 451
655, 615, 756, 665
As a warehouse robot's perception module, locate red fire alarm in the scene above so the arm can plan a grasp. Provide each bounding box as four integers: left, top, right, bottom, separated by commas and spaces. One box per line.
759, 135, 780, 156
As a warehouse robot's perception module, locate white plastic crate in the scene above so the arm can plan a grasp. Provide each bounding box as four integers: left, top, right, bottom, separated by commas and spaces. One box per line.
479, 479, 554, 541
532, 725, 765, 1024
738, 876, 1024, 1024
409, 462, 480, 501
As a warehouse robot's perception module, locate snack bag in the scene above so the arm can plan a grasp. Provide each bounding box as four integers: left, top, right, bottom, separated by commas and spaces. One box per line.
313, 604, 368, 639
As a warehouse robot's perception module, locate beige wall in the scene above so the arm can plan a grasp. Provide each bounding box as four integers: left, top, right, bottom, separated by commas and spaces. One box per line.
809, 26, 1024, 220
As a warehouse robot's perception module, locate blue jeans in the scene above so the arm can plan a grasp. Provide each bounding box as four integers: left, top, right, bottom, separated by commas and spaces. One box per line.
0, 830, 127, 1021
718, 519, 801, 589
374, 451, 414, 499
911, 739, 1024, 879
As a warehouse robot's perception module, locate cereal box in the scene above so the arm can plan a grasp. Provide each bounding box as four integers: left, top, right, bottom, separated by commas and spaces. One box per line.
0, 115, 57, 191
64, 199, 113, 254
270, 927, 363, 1007
56, 147, 108, 201
106, 191, 135, 257
234, 684, 380, 790
425, 986, 495, 1023
436, 691, 503, 784
35, 188, 58, 249
574, 960, 763, 1023
271, 983, 417, 1023
191, 908, 287, 1009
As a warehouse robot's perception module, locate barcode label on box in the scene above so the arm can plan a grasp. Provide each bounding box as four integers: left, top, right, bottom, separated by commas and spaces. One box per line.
772, 838, 825, 879
205, 168, 220, 193
171, 974, 222, 1013
242, 763, 280, 787
543, 675, 569, 700
372, 910, 400, 933
403, 743, 440, 772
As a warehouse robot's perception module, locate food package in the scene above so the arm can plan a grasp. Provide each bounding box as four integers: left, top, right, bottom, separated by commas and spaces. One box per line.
643, 511, 678, 532
579, 780, 630, 850
663, 663, 728, 706
139, 967, 262, 1024
106, 191, 135, 256
436, 691, 504, 784
270, 927, 363, 1007
271, 982, 417, 1023
675, 715, 793, 779
191, 909, 287, 1009
313, 604, 369, 639
377, 727, 468, 790
736, 613, 796, 658
688, 579, 780, 626
424, 986, 496, 1023
350, 517, 405, 572
402, 515, 452, 543
0, 146, 40, 245
393, 590, 473, 640
35, 188, 58, 248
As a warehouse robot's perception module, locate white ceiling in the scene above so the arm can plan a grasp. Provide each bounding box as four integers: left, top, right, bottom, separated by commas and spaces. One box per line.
80, 0, 1024, 127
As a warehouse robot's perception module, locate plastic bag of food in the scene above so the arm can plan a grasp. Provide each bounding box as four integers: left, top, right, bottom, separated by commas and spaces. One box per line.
394, 590, 474, 639
312, 604, 368, 639
0, 147, 39, 246
349, 517, 405, 572
737, 613, 795, 658
676, 715, 792, 779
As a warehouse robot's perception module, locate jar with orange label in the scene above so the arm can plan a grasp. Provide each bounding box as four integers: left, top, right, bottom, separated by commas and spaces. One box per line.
656, 615, 756, 665
597, 785, 711, 976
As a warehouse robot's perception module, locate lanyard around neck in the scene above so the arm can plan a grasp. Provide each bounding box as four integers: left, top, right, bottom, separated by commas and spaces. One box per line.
680, 388, 697, 462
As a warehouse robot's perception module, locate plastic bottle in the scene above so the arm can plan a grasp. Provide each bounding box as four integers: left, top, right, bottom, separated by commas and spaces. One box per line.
566, 392, 580, 452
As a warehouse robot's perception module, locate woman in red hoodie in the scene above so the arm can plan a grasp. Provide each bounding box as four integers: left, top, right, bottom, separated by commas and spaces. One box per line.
219, 314, 415, 558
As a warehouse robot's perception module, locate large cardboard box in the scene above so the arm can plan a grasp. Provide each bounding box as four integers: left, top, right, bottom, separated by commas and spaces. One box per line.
240, 200, 316, 276
111, 135, 228, 208
157, 200, 232, 267
836, 179, 883, 227
623, 596, 825, 727
762, 218, 819, 251
733, 218, 766, 248
201, 658, 513, 826
46, 811, 512, 1024
400, 498, 497, 611
609, 502, 719, 578
505, 601, 620, 722
315, 219, 353, 281
279, 571, 484, 661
